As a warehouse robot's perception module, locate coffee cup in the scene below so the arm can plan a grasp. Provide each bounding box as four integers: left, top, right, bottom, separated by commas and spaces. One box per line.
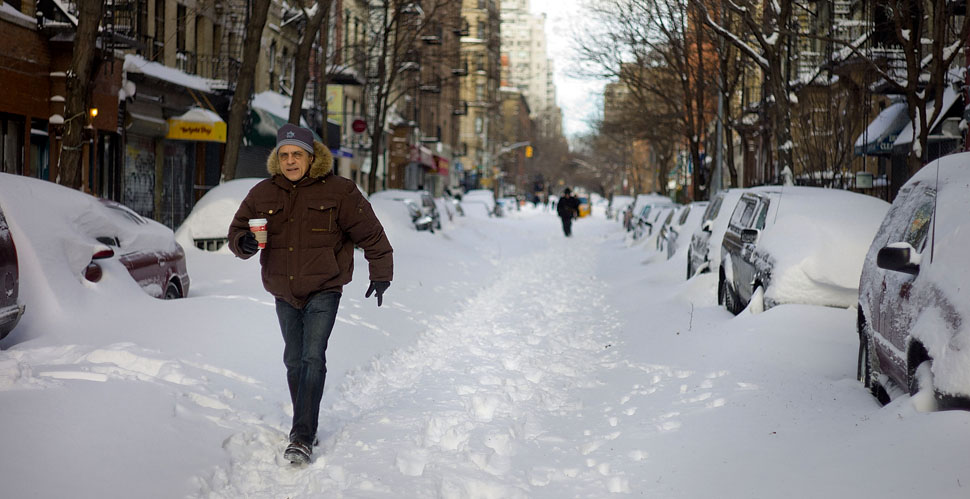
248, 218, 268, 249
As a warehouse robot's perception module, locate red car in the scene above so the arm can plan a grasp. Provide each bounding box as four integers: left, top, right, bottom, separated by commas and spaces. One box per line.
0, 174, 189, 311
0, 203, 24, 340
84, 200, 190, 299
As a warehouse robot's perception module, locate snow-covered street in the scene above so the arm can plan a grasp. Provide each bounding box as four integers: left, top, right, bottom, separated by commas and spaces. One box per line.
2, 206, 970, 498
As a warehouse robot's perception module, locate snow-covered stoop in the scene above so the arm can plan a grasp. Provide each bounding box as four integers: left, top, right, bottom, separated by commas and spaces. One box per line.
194, 237, 643, 498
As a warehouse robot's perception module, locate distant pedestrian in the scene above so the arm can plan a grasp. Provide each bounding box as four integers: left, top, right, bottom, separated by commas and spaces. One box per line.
227, 123, 394, 465
557, 188, 580, 237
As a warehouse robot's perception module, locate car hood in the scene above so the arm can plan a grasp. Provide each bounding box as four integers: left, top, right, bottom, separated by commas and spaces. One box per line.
757, 188, 889, 308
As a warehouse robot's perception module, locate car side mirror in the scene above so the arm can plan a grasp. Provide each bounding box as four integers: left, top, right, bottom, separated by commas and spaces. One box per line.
702, 220, 713, 233
876, 243, 921, 275
740, 228, 760, 244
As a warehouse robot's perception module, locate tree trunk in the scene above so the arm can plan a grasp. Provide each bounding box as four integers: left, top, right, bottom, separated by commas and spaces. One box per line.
289, 0, 332, 125
57, 0, 105, 189
221, 0, 273, 181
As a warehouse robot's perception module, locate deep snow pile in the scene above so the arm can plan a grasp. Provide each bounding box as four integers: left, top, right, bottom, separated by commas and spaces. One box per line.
0, 194, 968, 498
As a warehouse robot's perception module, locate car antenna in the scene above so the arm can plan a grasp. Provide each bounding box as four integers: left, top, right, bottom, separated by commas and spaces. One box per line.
929, 156, 940, 264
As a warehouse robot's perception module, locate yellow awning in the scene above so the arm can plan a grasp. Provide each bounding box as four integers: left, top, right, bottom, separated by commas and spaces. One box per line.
166, 107, 227, 143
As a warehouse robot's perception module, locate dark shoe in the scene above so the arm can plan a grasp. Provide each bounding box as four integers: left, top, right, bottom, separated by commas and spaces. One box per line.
284, 441, 311, 465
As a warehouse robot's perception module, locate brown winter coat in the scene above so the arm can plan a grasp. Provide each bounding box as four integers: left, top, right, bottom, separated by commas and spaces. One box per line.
228, 140, 393, 308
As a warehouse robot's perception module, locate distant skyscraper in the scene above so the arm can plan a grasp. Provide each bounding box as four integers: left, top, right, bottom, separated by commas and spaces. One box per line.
500, 0, 556, 117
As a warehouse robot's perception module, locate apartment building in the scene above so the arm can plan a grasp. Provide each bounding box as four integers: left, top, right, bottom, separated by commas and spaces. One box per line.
456, 0, 502, 190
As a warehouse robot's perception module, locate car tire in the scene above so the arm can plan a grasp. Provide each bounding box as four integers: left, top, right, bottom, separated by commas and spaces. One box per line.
857, 310, 890, 405
164, 281, 182, 300
908, 358, 934, 396
720, 275, 740, 316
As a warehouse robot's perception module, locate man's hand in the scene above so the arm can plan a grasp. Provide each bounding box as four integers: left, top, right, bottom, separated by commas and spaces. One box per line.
239, 231, 259, 255
365, 281, 391, 307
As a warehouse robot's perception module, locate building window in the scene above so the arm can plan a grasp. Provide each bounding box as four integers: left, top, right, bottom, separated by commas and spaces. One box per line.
474, 116, 483, 134
153, 0, 164, 59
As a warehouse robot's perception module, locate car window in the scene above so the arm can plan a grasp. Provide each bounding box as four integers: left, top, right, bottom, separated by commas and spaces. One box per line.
903, 197, 935, 252
705, 195, 723, 221
104, 203, 147, 225
678, 206, 691, 225
754, 201, 770, 230
731, 199, 756, 227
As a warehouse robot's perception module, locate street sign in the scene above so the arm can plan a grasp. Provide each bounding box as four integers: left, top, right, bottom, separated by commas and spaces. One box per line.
352, 118, 367, 133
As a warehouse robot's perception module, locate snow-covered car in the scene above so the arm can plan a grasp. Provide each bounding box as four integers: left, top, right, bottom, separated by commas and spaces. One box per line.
662, 201, 708, 259
0, 202, 24, 340
0, 174, 190, 301
630, 194, 675, 239
718, 186, 889, 314
175, 178, 263, 251
857, 153, 970, 409
497, 196, 519, 216
687, 189, 744, 279
607, 195, 634, 221
642, 205, 676, 248
461, 189, 497, 217
369, 190, 439, 231
370, 189, 441, 231
633, 201, 677, 241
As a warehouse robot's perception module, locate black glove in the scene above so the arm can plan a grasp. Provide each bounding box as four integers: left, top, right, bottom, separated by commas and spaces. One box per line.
239, 231, 259, 255
365, 281, 391, 307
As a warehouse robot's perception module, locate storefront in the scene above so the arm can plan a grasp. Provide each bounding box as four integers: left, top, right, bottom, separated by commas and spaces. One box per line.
405, 145, 436, 191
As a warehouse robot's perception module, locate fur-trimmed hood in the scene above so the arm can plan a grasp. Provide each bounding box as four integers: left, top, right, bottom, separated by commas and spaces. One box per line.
266, 140, 334, 178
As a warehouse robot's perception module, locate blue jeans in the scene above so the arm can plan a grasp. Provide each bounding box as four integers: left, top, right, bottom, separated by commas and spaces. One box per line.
275, 291, 341, 446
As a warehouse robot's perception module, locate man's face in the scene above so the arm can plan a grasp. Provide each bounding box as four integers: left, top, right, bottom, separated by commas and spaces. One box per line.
278, 144, 313, 182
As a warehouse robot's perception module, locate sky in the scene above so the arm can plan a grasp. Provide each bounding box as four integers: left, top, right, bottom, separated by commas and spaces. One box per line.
530, 0, 605, 139
2, 174, 970, 498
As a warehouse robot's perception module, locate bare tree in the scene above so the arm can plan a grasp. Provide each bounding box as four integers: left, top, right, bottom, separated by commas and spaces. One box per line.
790, 78, 868, 184
829, 0, 970, 176
701, 0, 796, 183
221, 0, 273, 181
575, 0, 718, 200
57, 0, 105, 189
290, 0, 334, 126
360, 0, 455, 194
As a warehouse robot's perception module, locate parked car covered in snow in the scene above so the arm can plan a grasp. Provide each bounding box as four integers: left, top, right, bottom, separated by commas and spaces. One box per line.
630, 194, 676, 240
687, 189, 744, 279
718, 186, 889, 314
608, 195, 634, 221
175, 178, 263, 251
0, 174, 190, 302
857, 153, 970, 409
370, 190, 441, 232
662, 201, 708, 259
0, 202, 24, 340
370, 189, 442, 231
461, 189, 498, 217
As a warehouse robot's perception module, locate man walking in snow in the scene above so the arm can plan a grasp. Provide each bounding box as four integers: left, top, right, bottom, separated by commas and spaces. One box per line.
228, 123, 393, 465
557, 188, 580, 237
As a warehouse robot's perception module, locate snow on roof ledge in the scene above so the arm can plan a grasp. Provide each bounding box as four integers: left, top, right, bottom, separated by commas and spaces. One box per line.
123, 54, 217, 93
172, 107, 224, 123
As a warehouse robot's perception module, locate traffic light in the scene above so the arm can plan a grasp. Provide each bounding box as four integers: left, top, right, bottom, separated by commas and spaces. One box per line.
525, 145, 533, 158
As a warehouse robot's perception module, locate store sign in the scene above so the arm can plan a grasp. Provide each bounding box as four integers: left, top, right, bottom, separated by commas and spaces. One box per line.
166, 119, 227, 143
